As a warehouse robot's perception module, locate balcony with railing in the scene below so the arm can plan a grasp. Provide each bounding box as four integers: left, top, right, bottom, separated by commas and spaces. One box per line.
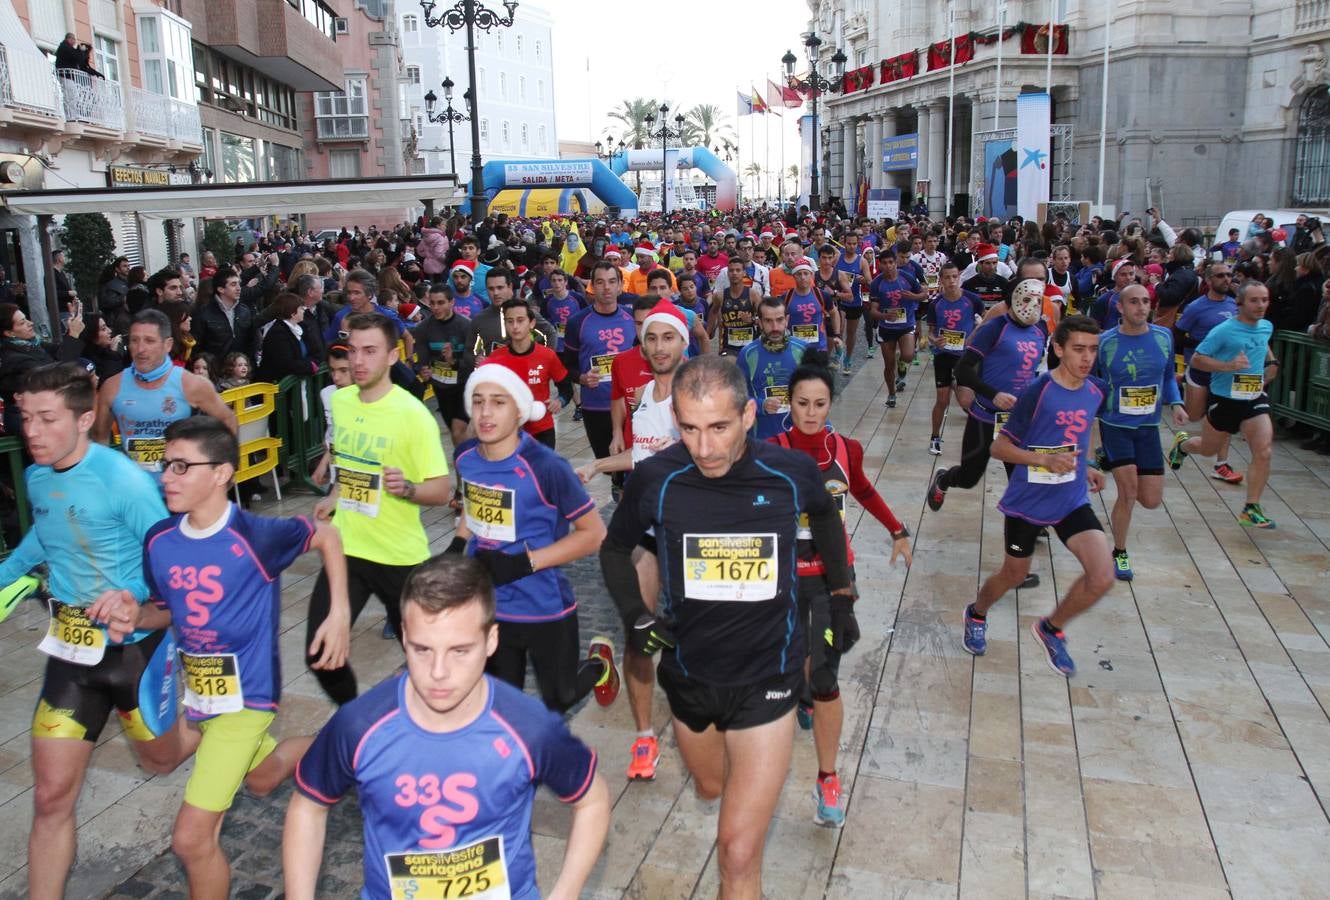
0, 44, 64, 122
316, 115, 369, 141
130, 88, 203, 146
1298, 0, 1330, 32
57, 68, 124, 131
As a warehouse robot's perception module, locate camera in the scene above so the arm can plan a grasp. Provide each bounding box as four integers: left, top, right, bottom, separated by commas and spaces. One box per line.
1306, 217, 1321, 232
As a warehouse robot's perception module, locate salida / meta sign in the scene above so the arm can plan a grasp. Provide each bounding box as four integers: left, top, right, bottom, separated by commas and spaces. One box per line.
502, 161, 593, 187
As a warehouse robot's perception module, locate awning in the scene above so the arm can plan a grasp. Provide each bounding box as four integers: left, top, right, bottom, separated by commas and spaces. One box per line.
0, 174, 464, 219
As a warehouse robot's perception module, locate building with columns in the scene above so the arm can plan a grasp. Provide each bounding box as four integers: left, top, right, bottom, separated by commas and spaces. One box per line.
804, 0, 1330, 225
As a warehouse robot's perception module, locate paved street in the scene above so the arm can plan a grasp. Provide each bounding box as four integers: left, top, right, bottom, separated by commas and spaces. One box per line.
2, 341, 1329, 898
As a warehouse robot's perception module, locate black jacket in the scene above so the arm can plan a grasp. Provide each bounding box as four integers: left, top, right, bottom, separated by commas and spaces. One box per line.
256, 320, 314, 382
193, 299, 255, 361
99, 276, 128, 313
0, 335, 82, 433
1155, 261, 1199, 313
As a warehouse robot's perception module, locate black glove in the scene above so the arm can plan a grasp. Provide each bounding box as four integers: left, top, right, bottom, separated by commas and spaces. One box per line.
445, 536, 467, 555
473, 547, 534, 586
826, 594, 860, 654
628, 612, 676, 656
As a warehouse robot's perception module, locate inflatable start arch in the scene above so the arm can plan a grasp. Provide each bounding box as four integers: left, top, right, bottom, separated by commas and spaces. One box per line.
610, 147, 737, 212
465, 159, 639, 218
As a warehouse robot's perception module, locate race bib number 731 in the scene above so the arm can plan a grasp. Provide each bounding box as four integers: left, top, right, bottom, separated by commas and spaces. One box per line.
682, 533, 778, 601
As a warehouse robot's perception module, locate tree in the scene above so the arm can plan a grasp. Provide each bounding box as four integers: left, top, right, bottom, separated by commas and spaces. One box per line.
201, 220, 233, 270
744, 163, 764, 199
607, 97, 662, 192
58, 213, 115, 309
682, 104, 735, 149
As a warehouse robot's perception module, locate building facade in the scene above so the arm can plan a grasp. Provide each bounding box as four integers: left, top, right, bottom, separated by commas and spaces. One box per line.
804, 0, 1330, 225
398, 1, 557, 179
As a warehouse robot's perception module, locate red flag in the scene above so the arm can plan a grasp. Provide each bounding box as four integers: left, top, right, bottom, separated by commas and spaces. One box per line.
1021, 23, 1068, 55
768, 78, 802, 108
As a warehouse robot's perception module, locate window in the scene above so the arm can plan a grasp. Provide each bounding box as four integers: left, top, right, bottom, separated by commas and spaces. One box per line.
329, 149, 361, 179
497, 32, 503, 52
480, 117, 490, 147
220, 132, 257, 182
137, 11, 193, 99
314, 77, 369, 139
502, 120, 510, 146
538, 124, 546, 151
516, 35, 523, 56
191, 41, 296, 129
478, 67, 486, 97
535, 40, 541, 61
402, 14, 418, 31
201, 126, 216, 175
1295, 90, 1330, 205
537, 80, 543, 104
499, 72, 506, 100
286, 0, 337, 40
266, 142, 301, 180
414, 112, 424, 135
518, 76, 525, 102
93, 34, 120, 83
520, 123, 528, 148
406, 65, 420, 84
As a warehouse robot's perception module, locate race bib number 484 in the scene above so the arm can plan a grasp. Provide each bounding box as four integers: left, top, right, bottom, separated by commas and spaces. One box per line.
682, 533, 778, 601
385, 835, 509, 900
464, 482, 517, 543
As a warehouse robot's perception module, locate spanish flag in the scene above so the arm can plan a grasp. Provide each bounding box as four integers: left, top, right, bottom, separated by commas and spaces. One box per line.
751, 87, 769, 114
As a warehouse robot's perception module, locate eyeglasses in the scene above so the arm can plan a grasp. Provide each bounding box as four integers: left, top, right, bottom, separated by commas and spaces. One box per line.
162, 459, 225, 476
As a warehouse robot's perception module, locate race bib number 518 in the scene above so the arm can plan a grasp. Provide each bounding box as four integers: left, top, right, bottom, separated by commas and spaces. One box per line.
682, 533, 778, 601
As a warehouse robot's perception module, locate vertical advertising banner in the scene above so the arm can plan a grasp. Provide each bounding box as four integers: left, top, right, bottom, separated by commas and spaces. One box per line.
662, 148, 680, 214
799, 114, 815, 209
1016, 92, 1051, 221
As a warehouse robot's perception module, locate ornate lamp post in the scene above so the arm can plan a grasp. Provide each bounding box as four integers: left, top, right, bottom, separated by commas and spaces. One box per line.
644, 103, 685, 215
419, 0, 518, 220
422, 77, 470, 175
595, 134, 626, 161
783, 34, 845, 212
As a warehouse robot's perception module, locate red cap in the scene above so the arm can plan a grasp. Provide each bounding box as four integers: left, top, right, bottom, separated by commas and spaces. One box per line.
975, 244, 999, 262
451, 259, 476, 275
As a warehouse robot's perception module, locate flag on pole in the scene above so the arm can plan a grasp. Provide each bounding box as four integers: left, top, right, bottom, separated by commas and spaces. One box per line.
768, 78, 803, 108
751, 87, 769, 114
737, 90, 754, 116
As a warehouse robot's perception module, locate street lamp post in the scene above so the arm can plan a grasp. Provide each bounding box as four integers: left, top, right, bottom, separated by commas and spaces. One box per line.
595, 134, 626, 162
644, 103, 685, 216
422, 76, 469, 175
782, 35, 845, 212
419, 0, 518, 221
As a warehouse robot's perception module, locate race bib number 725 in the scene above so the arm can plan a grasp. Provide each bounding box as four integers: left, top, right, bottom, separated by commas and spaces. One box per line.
385, 835, 509, 900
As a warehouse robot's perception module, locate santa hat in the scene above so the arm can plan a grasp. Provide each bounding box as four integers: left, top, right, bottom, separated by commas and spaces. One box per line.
759, 229, 774, 239
1111, 257, 1134, 278
974, 243, 999, 262
398, 302, 421, 321
635, 241, 658, 260
463, 362, 547, 426
642, 299, 689, 342
604, 247, 622, 259
450, 259, 476, 276
791, 257, 816, 274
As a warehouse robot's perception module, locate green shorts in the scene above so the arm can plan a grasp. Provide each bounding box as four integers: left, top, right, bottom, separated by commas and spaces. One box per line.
183, 709, 278, 812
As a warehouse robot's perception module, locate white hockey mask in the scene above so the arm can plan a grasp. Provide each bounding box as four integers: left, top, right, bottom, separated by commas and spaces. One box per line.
1009, 279, 1045, 326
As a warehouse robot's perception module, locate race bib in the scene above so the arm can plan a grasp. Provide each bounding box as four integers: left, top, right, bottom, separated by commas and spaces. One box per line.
1027, 444, 1077, 485
464, 482, 517, 543
431, 361, 459, 385
385, 835, 509, 900
792, 324, 820, 342
940, 329, 965, 352
765, 384, 790, 413
336, 465, 382, 518
682, 533, 778, 601
925, 272, 940, 290
591, 353, 615, 383
555, 323, 567, 338
127, 437, 165, 473
37, 599, 106, 666
726, 326, 754, 348
181, 652, 243, 715
1119, 385, 1158, 415
796, 492, 847, 540
882, 307, 907, 325
1231, 373, 1262, 400
992, 411, 1010, 443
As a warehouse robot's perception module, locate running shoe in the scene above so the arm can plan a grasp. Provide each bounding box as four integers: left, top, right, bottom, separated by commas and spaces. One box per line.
1167, 431, 1189, 470
796, 701, 814, 730
1238, 503, 1276, 529
1211, 463, 1244, 485
886, 395, 897, 408
962, 603, 987, 655
1113, 549, 1134, 581
912, 355, 920, 366
813, 773, 846, 828
1020, 573, 1041, 589
626, 735, 660, 780
1030, 619, 1075, 677
572, 404, 584, 422
588, 636, 621, 706
929, 436, 943, 456
895, 376, 907, 392
841, 363, 852, 376
927, 469, 947, 511
866, 343, 876, 357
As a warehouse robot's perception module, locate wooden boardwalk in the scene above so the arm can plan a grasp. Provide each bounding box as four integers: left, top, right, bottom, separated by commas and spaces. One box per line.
0, 350, 1328, 898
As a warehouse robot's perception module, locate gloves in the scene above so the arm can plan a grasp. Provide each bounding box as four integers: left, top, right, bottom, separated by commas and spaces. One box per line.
445, 536, 467, 555
826, 594, 860, 654
628, 613, 676, 656
473, 547, 534, 586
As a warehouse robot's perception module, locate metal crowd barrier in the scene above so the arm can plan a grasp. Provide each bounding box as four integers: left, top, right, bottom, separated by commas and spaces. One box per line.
272, 367, 331, 495
0, 436, 30, 558
1269, 330, 1330, 431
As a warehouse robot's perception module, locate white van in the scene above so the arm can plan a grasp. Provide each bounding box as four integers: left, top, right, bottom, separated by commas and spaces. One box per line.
1214, 209, 1329, 249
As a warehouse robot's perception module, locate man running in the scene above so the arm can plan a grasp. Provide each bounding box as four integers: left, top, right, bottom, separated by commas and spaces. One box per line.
1177, 262, 1242, 485
1, 363, 183, 900
600, 354, 853, 898
413, 282, 472, 451
284, 555, 610, 900
926, 263, 985, 455
834, 236, 869, 370
311, 312, 453, 704
565, 261, 637, 463
962, 316, 1115, 677
1094, 284, 1187, 579
448, 258, 487, 319
784, 257, 842, 355
868, 251, 926, 407
710, 256, 762, 356
1168, 282, 1280, 528
93, 309, 237, 476
486, 298, 568, 449
739, 294, 809, 439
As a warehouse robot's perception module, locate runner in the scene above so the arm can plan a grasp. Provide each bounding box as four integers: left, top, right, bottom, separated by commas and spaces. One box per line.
710, 256, 762, 356
310, 312, 453, 704
868, 251, 926, 407
926, 263, 985, 455
1089, 258, 1136, 331
1168, 282, 1281, 528
450, 363, 617, 712
93, 309, 237, 477
1177, 262, 1242, 484
284, 555, 610, 900
599, 354, 854, 897
0, 363, 182, 900
413, 282, 472, 450
463, 268, 557, 368
773, 350, 912, 827
1094, 284, 1187, 579
103, 415, 350, 900
814, 245, 853, 371
486, 298, 568, 449
911, 230, 948, 357
769, 238, 805, 298
448, 258, 487, 319
578, 301, 688, 780
962, 315, 1115, 678
961, 243, 1011, 310
738, 294, 809, 439
785, 256, 842, 355
608, 297, 659, 461
834, 237, 869, 371
565, 261, 637, 465
645, 268, 711, 354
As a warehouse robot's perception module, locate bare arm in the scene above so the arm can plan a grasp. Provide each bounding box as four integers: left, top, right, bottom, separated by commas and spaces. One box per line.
546, 773, 611, 900
184, 373, 239, 433
282, 793, 330, 900
609, 397, 626, 456
382, 469, 453, 506
91, 374, 120, 444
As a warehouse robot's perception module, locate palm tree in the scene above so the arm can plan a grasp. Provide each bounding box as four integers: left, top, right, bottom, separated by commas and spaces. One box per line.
682, 103, 735, 149
607, 97, 662, 191
744, 163, 764, 200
